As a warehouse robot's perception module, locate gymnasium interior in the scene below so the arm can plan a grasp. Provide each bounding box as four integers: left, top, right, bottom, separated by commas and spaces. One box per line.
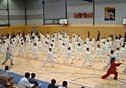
0, 0, 126, 88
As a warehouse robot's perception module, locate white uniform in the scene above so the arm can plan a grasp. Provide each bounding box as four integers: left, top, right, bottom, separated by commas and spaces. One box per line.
115, 39, 121, 49
37, 40, 42, 52
2, 47, 13, 65
60, 44, 66, 58
75, 44, 82, 60
63, 47, 73, 64
95, 47, 105, 61
82, 49, 92, 67
114, 50, 120, 60
8, 42, 15, 54
2, 42, 8, 58
42, 49, 56, 67
0, 43, 2, 54
19, 43, 24, 57
28, 40, 33, 56
119, 47, 125, 59
32, 45, 39, 59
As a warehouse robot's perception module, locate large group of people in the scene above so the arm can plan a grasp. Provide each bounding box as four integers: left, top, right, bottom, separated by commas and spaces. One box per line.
0, 31, 126, 68
0, 31, 126, 87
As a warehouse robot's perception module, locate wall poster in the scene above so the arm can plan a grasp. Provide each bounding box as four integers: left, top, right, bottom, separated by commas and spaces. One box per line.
105, 7, 115, 21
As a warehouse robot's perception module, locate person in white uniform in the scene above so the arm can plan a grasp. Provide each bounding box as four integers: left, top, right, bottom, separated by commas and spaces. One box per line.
19, 42, 24, 57
63, 47, 73, 64
42, 48, 56, 67
2, 47, 13, 65
31, 43, 39, 59
82, 48, 92, 67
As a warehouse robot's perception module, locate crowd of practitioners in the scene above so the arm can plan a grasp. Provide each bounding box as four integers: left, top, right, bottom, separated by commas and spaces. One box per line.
0, 31, 126, 88
0, 31, 126, 68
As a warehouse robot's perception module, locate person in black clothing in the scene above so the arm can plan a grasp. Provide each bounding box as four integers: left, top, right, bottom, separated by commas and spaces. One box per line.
96, 30, 100, 41
48, 79, 58, 88
29, 73, 39, 88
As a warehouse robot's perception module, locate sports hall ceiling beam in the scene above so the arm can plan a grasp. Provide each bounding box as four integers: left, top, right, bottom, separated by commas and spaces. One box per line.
24, 0, 27, 25
7, 0, 10, 26
42, 0, 45, 25
93, 0, 95, 26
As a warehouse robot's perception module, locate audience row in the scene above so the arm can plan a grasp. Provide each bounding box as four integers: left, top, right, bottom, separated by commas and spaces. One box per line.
0, 66, 85, 88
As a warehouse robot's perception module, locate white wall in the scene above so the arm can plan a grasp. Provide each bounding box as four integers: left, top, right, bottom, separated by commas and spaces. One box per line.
26, 0, 43, 25
67, 5, 93, 25
26, 0, 126, 26
44, 0, 66, 19
95, 3, 126, 25
0, 0, 8, 25
0, 0, 25, 26
9, 0, 25, 25
1, 0, 126, 26
26, 0, 66, 25
67, 3, 126, 26
27, 9, 43, 25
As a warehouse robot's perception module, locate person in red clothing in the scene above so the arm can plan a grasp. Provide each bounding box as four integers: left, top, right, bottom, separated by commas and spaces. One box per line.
101, 57, 123, 80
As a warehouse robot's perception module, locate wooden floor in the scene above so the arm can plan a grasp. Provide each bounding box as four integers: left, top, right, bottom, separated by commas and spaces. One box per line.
0, 54, 126, 88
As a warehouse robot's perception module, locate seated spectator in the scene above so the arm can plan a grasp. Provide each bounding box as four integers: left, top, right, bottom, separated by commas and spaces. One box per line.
18, 72, 35, 88
58, 81, 68, 88
29, 73, 40, 88
0, 66, 14, 88
48, 79, 58, 88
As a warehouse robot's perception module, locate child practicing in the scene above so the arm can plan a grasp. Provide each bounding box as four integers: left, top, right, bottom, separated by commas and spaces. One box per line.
31, 43, 39, 59
42, 48, 56, 67
94, 44, 105, 62
82, 48, 92, 67
63, 47, 73, 64
18, 42, 24, 57
2, 47, 13, 65
101, 57, 123, 80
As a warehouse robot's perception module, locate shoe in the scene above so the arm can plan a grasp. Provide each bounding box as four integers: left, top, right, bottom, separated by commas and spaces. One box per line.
101, 76, 105, 79
89, 65, 92, 67
114, 78, 117, 80
71, 62, 73, 64
11, 63, 14, 65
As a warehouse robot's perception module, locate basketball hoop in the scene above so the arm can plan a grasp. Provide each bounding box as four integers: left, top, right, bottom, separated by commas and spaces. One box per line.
60, 19, 68, 26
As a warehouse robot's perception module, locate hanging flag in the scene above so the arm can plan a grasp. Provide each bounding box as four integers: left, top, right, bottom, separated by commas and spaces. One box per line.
82, 0, 93, 2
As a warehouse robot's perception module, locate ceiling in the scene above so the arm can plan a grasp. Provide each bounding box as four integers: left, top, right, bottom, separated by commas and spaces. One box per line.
44, 0, 126, 3
67, 0, 126, 6
95, 0, 126, 4
44, 0, 126, 6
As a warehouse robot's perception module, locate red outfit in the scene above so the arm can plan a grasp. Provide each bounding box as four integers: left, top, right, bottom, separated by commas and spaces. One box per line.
102, 61, 121, 80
